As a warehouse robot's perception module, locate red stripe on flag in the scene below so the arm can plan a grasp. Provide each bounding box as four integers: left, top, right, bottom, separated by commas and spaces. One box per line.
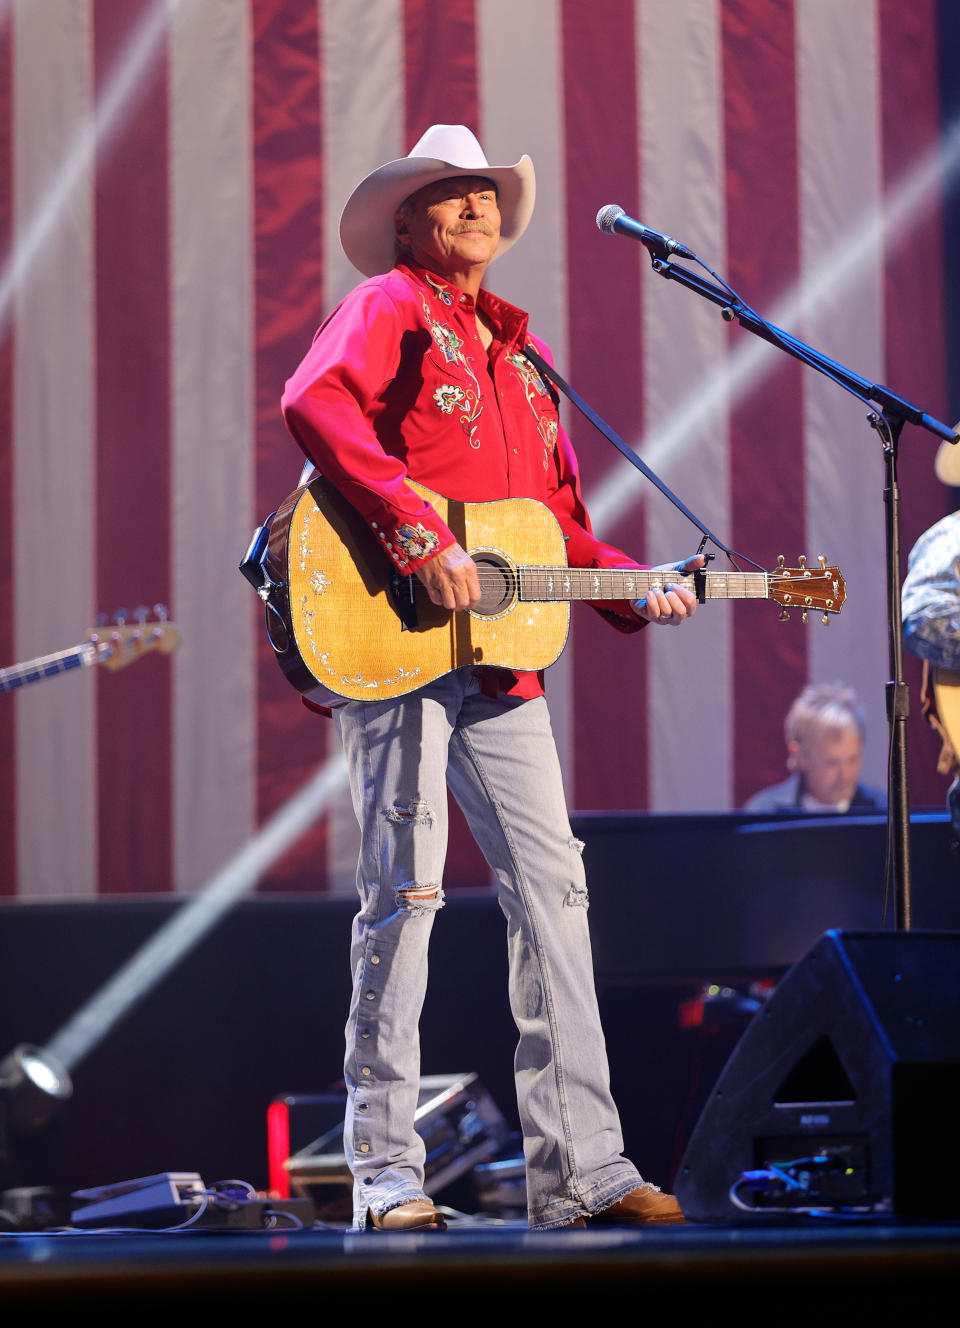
252, 0, 331, 890
0, 6, 14, 895
93, 0, 173, 893
723, 0, 807, 807
562, 0, 647, 810
879, 0, 952, 808
403, 0, 478, 143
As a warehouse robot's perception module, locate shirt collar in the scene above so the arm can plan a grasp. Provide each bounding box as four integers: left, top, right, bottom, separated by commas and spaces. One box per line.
398, 259, 530, 349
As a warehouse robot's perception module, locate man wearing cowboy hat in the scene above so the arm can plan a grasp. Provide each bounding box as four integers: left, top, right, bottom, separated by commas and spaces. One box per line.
282, 125, 700, 1232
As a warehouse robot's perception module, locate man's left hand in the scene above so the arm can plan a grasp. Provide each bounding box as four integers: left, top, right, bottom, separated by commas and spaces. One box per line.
631, 554, 705, 626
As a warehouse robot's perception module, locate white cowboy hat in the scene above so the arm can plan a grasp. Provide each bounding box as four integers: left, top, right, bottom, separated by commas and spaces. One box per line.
935, 429, 960, 487
339, 124, 536, 278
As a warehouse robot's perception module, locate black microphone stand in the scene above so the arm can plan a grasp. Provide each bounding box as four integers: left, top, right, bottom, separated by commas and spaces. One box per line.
642, 246, 958, 931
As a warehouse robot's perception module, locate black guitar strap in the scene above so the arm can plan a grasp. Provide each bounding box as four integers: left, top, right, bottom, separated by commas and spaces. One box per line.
522, 342, 754, 567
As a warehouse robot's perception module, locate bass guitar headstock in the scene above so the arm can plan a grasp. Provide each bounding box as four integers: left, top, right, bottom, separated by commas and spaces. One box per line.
89, 605, 181, 671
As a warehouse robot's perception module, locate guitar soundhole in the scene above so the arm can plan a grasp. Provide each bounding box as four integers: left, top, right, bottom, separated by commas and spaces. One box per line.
471, 553, 517, 618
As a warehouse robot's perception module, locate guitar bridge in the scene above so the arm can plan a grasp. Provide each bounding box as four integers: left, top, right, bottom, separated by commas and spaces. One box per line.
389, 573, 419, 631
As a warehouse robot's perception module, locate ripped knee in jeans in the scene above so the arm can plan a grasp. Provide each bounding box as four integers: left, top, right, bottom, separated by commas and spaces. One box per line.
565, 839, 589, 908
395, 880, 445, 914
383, 798, 434, 827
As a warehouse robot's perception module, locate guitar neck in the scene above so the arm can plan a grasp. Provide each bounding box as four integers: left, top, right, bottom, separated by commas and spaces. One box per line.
517, 567, 770, 603
0, 642, 105, 694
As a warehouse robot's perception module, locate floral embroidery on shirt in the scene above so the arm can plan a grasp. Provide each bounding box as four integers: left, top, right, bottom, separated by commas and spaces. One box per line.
429, 320, 463, 364
538, 415, 558, 458
434, 384, 466, 414
454, 388, 483, 446
395, 521, 440, 563
508, 349, 558, 470
424, 273, 454, 306
419, 290, 484, 447
507, 350, 549, 398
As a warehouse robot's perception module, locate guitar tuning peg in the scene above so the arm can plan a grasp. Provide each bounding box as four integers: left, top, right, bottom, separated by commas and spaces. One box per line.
802, 611, 808, 624
822, 613, 830, 626
113, 608, 128, 625
153, 603, 168, 622
778, 608, 790, 623
134, 605, 149, 625
798, 554, 807, 571
818, 555, 827, 569
777, 554, 785, 569
96, 611, 109, 627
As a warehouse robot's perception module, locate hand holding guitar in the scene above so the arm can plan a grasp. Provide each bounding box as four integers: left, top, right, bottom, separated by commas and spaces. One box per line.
631, 554, 706, 626
416, 541, 482, 611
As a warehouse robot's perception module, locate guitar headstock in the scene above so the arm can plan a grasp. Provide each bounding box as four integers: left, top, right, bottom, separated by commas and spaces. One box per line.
89, 605, 181, 671
769, 555, 845, 624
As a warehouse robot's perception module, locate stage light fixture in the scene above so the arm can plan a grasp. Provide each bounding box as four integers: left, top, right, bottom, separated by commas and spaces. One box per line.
0, 1044, 73, 1135
0, 1044, 73, 1174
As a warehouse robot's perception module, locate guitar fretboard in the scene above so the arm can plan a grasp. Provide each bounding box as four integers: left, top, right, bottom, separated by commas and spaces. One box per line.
0, 643, 103, 694
517, 567, 770, 602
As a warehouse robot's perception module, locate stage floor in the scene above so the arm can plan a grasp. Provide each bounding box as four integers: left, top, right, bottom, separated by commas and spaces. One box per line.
3, 1212, 960, 1310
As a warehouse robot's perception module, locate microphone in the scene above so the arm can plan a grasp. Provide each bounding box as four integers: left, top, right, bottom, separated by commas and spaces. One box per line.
596, 204, 696, 261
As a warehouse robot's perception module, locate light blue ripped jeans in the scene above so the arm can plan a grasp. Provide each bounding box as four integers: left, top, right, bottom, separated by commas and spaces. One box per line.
334, 668, 645, 1230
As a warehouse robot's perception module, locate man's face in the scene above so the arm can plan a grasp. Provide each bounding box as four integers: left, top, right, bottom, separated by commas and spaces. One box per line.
790, 727, 863, 806
395, 175, 501, 278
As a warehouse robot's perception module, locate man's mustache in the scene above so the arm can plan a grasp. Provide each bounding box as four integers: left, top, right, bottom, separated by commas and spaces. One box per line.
452, 224, 494, 236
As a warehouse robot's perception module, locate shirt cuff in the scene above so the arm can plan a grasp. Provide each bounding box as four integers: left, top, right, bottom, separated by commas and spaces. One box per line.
367, 508, 456, 575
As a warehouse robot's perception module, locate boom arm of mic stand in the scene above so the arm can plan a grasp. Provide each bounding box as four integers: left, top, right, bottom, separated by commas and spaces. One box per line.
646, 253, 958, 930
647, 256, 958, 444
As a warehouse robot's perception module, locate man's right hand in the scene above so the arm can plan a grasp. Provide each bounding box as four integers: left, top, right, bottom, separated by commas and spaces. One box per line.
416, 542, 481, 611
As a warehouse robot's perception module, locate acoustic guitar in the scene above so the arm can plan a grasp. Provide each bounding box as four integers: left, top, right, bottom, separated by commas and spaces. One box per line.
261, 476, 846, 705
931, 667, 960, 768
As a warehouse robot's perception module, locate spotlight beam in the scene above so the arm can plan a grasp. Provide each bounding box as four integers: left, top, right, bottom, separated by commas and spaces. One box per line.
43, 753, 349, 1074
0, 0, 180, 335
586, 115, 960, 531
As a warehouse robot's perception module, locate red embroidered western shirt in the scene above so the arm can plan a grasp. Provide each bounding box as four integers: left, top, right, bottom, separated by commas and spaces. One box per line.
281, 259, 644, 703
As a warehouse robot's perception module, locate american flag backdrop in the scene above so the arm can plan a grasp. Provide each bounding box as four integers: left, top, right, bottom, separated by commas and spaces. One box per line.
1, 0, 958, 901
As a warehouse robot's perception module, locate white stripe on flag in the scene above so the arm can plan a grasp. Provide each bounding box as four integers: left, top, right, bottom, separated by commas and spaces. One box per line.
321, 0, 405, 892
477, 0, 575, 786
638, 0, 732, 810
170, 0, 257, 891
321, 0, 404, 311
13, 0, 97, 897
796, 0, 888, 791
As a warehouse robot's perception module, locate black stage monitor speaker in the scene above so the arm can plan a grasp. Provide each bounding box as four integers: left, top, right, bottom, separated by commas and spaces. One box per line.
675, 930, 960, 1221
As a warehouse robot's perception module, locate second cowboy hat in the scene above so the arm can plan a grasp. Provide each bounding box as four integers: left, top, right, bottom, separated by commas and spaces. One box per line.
339, 124, 536, 279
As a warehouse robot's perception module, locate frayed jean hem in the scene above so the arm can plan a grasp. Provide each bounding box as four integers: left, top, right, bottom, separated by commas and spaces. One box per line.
353, 1185, 429, 1231
528, 1173, 651, 1230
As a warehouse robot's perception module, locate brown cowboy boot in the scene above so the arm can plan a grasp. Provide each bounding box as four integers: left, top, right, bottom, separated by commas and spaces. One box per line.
369, 1199, 448, 1232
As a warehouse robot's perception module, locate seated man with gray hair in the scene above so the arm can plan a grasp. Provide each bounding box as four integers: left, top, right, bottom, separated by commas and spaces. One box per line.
744, 682, 885, 813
